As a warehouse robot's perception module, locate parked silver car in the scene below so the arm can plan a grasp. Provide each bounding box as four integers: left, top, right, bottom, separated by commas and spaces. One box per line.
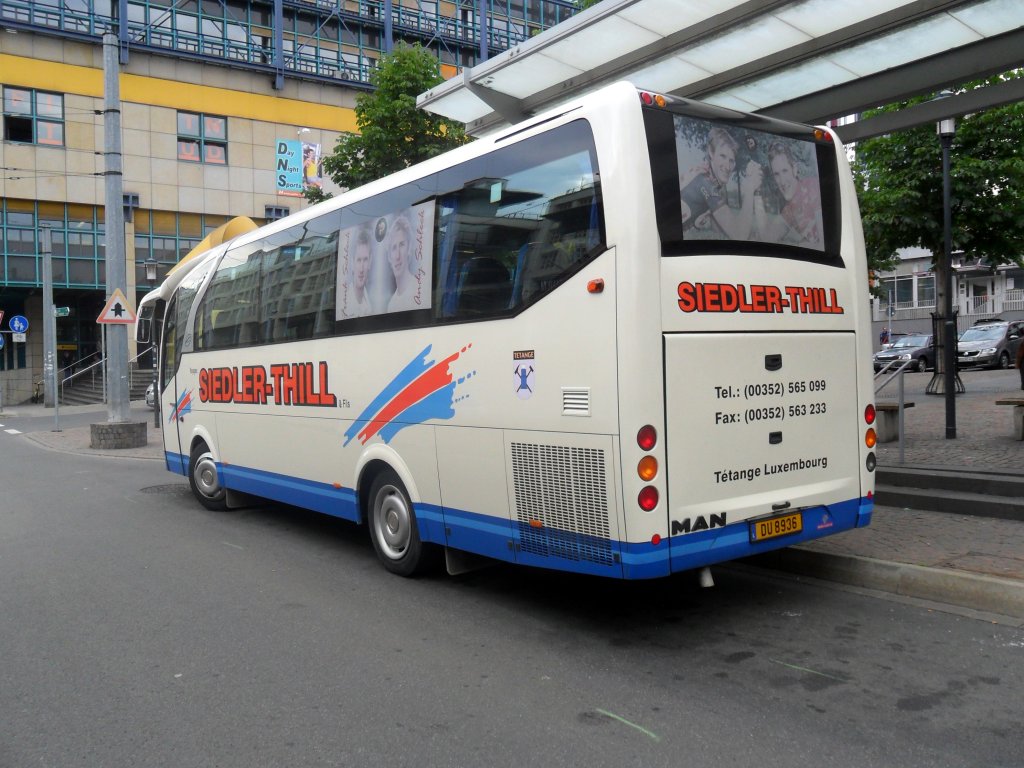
873, 333, 934, 372
957, 319, 1024, 369
145, 381, 156, 409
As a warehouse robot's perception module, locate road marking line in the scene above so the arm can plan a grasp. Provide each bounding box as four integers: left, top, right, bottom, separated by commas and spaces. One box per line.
595, 709, 660, 742
5, 428, 21, 435
769, 658, 847, 681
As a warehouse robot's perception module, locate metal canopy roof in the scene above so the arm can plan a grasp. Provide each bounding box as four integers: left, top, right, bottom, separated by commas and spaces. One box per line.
417, 0, 1024, 142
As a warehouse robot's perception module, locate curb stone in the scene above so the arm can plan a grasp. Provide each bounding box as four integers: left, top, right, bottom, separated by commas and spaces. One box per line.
748, 546, 1024, 620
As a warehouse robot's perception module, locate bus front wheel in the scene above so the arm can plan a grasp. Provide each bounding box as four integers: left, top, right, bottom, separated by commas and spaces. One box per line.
189, 443, 227, 511
367, 469, 437, 577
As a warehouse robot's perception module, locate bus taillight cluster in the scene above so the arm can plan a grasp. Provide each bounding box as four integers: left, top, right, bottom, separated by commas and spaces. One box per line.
864, 404, 877, 472
636, 425, 659, 511
639, 91, 667, 108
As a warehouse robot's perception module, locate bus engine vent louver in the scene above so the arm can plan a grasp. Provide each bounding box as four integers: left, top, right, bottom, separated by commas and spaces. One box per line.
510, 442, 613, 566
561, 387, 590, 416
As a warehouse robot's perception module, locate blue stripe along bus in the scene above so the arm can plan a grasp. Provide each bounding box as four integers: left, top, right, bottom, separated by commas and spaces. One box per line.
137, 81, 877, 580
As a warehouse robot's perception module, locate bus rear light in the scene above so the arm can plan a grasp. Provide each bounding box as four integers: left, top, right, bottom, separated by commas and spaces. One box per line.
637, 425, 657, 451
640, 91, 654, 105
529, 519, 543, 528
638, 456, 658, 481
639, 91, 666, 107
814, 128, 834, 142
638, 486, 659, 511
865, 428, 877, 448
864, 404, 876, 424
866, 452, 877, 472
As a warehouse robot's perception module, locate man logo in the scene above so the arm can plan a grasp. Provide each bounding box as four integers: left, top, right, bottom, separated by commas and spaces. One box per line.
671, 513, 727, 535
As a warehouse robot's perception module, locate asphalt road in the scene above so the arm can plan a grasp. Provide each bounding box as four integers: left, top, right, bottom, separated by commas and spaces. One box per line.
1, 417, 1022, 767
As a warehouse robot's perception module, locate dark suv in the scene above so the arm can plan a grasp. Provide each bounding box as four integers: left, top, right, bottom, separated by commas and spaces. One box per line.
957, 319, 1024, 369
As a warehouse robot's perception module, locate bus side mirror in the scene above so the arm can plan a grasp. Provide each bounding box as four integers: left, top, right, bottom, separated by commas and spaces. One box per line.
136, 305, 153, 344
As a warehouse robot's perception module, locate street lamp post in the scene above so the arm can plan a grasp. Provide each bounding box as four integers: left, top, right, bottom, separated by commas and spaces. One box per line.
938, 113, 957, 439
145, 255, 159, 429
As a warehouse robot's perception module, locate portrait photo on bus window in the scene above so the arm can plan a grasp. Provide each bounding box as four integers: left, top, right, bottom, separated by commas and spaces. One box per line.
674, 115, 824, 251
336, 201, 435, 319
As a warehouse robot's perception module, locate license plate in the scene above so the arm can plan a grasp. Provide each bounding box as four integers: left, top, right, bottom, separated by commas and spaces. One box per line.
749, 511, 803, 543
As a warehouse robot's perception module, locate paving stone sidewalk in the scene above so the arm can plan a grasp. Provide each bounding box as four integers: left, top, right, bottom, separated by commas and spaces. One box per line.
782, 367, 1024, 618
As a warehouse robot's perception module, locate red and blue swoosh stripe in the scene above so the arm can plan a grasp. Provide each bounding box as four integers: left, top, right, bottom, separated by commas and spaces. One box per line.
169, 389, 192, 423
344, 343, 473, 446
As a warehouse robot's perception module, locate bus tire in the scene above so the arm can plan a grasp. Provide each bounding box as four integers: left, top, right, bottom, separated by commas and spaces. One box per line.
189, 442, 227, 511
367, 469, 437, 577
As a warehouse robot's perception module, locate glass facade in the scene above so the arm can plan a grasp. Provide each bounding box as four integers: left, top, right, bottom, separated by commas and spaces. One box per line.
0, 0, 577, 86
0, 199, 251, 291
0, 200, 104, 287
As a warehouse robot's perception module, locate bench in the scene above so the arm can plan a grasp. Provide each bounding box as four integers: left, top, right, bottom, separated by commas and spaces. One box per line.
995, 397, 1024, 440
875, 401, 914, 443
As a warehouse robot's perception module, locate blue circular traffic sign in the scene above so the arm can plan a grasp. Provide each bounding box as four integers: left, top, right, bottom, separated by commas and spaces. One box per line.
9, 315, 28, 334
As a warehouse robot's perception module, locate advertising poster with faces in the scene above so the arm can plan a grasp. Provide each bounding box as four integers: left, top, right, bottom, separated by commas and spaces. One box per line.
674, 115, 825, 251
336, 201, 436, 319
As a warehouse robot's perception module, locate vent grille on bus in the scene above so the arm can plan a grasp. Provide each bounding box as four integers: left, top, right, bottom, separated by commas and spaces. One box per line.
561, 387, 590, 416
510, 442, 613, 566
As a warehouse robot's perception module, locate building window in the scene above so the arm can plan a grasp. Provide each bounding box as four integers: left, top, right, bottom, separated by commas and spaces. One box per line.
177, 111, 228, 164
879, 273, 935, 310
916, 275, 935, 306
265, 205, 290, 221
2, 86, 65, 146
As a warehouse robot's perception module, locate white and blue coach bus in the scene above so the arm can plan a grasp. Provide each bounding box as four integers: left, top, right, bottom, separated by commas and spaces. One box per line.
137, 81, 877, 579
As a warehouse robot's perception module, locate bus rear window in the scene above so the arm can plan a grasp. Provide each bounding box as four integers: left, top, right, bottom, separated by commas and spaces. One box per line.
648, 109, 841, 265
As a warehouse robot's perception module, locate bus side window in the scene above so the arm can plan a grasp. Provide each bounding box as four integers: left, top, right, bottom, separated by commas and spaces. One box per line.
455, 256, 512, 316
432, 121, 604, 322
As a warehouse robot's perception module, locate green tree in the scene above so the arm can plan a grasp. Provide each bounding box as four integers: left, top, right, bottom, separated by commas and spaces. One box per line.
305, 44, 469, 203
852, 72, 1024, 281
852, 71, 1024, 382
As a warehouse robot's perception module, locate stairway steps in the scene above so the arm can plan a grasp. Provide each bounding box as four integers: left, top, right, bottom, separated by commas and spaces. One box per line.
877, 467, 1024, 497
875, 486, 1024, 522
59, 371, 151, 406
875, 466, 1024, 522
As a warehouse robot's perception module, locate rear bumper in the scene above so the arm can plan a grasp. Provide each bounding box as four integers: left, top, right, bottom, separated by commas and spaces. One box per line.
661, 495, 872, 577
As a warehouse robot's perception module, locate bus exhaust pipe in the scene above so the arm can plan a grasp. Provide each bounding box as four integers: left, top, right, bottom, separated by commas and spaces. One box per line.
698, 567, 714, 588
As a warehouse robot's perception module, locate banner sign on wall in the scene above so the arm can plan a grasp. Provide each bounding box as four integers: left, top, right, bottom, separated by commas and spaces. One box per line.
276, 140, 323, 197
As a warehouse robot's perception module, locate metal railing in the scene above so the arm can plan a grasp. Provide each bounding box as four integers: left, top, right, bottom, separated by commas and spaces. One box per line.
874, 359, 914, 464
58, 348, 152, 404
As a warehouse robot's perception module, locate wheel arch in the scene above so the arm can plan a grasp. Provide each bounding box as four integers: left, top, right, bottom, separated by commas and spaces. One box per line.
187, 424, 219, 461
354, 444, 420, 525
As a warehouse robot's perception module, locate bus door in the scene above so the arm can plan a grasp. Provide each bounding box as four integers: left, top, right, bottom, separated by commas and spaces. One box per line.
159, 294, 188, 474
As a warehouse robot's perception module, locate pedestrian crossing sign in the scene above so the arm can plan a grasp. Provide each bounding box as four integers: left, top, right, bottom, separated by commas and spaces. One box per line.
97, 288, 137, 324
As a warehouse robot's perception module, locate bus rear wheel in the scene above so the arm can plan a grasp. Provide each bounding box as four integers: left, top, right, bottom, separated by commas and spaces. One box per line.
189, 443, 227, 511
367, 469, 437, 577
